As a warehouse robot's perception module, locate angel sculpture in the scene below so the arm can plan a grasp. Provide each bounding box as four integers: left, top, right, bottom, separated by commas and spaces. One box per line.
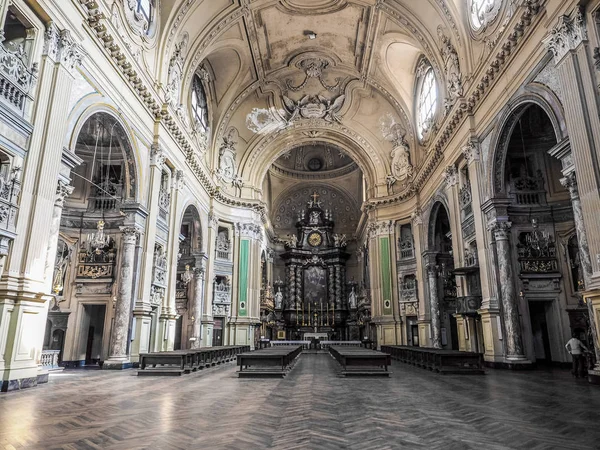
320, 95, 345, 123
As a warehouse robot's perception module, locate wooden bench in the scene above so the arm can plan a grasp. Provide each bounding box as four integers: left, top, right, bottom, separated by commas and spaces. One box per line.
381, 345, 484, 375
328, 346, 391, 377
237, 346, 302, 378
138, 345, 250, 376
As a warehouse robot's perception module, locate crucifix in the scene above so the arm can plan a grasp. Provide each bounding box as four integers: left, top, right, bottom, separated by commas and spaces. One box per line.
310, 191, 322, 208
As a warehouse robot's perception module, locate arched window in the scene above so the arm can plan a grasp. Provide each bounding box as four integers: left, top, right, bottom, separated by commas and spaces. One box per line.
417, 67, 437, 140
191, 75, 209, 132
469, 0, 501, 31
137, 0, 153, 25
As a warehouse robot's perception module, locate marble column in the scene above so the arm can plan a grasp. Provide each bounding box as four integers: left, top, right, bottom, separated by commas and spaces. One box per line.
190, 267, 205, 349
104, 227, 139, 369
425, 261, 442, 349
561, 173, 600, 365
491, 222, 526, 360
544, 9, 600, 284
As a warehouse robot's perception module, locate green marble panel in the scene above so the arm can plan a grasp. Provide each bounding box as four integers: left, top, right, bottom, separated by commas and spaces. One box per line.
238, 239, 249, 317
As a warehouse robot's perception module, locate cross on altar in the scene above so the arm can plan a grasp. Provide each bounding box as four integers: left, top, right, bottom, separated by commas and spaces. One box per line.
310, 191, 322, 208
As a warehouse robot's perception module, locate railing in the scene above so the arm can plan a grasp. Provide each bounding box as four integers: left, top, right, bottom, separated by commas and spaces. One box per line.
40, 350, 61, 370
216, 249, 231, 260
510, 175, 547, 205
464, 249, 478, 267
0, 38, 37, 114
399, 239, 414, 259
400, 281, 417, 302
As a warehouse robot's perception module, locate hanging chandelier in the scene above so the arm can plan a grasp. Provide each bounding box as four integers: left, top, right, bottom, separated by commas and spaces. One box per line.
88, 220, 110, 254
524, 218, 552, 258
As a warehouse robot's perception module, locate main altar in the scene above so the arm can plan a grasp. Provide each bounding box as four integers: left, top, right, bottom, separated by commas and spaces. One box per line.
276, 192, 356, 340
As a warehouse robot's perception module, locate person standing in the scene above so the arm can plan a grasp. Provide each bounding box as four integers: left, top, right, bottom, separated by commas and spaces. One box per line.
566, 332, 589, 378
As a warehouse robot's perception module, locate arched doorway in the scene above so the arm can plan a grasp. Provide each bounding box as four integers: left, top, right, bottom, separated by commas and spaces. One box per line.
47, 111, 138, 367
497, 103, 575, 364
176, 205, 203, 349
425, 201, 458, 349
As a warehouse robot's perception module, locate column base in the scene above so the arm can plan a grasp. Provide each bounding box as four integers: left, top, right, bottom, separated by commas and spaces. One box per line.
0, 372, 49, 392
102, 358, 132, 370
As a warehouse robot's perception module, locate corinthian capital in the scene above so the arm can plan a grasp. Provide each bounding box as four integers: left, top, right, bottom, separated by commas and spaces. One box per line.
543, 6, 587, 64
44, 24, 84, 74
150, 144, 166, 168
462, 141, 480, 165
55, 180, 74, 207
443, 165, 458, 188
560, 172, 579, 199
489, 221, 512, 240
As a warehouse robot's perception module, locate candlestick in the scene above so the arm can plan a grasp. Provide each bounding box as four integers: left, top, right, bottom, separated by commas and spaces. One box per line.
308, 302, 311, 326
296, 299, 299, 325
302, 301, 305, 326
320, 301, 323, 327
326, 303, 330, 326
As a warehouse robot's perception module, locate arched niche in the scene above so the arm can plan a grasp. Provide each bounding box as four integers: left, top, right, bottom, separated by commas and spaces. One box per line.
427, 201, 452, 254
68, 110, 140, 207
488, 95, 566, 198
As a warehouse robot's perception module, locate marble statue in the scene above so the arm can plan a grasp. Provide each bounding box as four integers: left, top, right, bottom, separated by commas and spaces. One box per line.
348, 286, 357, 309
274, 287, 283, 309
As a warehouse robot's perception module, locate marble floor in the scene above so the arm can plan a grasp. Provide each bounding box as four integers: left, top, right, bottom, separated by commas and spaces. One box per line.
1, 354, 599, 450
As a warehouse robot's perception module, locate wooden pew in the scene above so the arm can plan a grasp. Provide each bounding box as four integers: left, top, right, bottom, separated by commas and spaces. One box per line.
138, 345, 250, 376
381, 345, 484, 374
237, 346, 302, 378
328, 346, 391, 377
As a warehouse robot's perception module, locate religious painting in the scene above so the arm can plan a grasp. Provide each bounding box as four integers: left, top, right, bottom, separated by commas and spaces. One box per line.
303, 266, 327, 305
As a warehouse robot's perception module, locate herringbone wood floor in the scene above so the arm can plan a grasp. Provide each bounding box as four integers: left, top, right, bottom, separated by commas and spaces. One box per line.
1, 354, 599, 449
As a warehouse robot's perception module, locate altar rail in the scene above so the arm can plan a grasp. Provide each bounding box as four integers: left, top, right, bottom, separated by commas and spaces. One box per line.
238, 346, 302, 378
138, 345, 249, 376
381, 345, 484, 375
320, 341, 362, 349
270, 340, 311, 349
329, 346, 391, 377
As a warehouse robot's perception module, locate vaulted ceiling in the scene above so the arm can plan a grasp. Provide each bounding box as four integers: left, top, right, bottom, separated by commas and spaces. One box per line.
148, 0, 513, 202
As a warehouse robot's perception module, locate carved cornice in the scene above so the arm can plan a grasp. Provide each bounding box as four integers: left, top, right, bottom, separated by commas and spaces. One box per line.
543, 6, 587, 64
